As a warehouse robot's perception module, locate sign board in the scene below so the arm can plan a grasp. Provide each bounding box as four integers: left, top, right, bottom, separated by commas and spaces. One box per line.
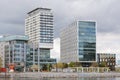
0, 68, 6, 72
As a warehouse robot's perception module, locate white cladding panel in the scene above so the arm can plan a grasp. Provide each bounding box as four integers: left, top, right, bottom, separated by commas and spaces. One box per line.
39, 43, 53, 49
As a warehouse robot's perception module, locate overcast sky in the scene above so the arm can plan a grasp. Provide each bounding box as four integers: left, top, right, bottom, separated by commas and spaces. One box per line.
0, 0, 120, 62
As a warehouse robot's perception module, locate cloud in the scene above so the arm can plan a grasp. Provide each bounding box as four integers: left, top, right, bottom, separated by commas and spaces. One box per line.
40, 0, 120, 37
0, 0, 42, 35
97, 33, 120, 53
0, 23, 24, 35
0, 0, 120, 36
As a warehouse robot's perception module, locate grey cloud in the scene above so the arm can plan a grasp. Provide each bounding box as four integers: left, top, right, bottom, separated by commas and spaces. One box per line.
0, 23, 24, 35
0, 0, 120, 37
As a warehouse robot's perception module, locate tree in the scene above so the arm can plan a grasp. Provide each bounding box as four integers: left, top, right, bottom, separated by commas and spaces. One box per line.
68, 62, 76, 67
68, 62, 82, 67
56, 62, 64, 69
42, 64, 47, 71
30, 64, 38, 71
52, 64, 56, 69
76, 62, 82, 67
47, 64, 52, 71
53, 62, 68, 69
0, 57, 2, 68
99, 62, 107, 67
63, 63, 68, 68
91, 62, 98, 67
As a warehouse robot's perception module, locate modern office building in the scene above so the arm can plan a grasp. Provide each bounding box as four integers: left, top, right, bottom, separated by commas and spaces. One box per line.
0, 35, 29, 71
97, 53, 116, 70
25, 8, 56, 69
60, 21, 96, 66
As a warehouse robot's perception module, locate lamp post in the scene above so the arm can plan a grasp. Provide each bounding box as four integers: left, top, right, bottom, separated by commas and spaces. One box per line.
56, 62, 58, 72
38, 47, 40, 72
4, 57, 7, 80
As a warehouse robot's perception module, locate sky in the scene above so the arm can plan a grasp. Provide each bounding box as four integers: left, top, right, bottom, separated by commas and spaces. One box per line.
0, 0, 120, 62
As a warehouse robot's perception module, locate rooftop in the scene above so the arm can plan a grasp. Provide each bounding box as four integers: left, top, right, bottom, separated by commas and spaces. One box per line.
0, 35, 29, 42
27, 7, 51, 14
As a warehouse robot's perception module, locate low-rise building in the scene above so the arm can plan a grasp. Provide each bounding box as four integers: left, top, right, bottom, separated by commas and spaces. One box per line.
0, 35, 56, 72
0, 35, 28, 71
97, 53, 116, 70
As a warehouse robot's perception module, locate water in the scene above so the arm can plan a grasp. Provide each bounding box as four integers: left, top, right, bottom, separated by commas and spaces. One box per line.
0, 77, 120, 80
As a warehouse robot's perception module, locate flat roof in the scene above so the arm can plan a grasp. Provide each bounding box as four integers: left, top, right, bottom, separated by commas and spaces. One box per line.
27, 8, 51, 14
0, 35, 29, 42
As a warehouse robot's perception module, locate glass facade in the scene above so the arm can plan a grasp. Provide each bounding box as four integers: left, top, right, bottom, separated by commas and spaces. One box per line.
40, 49, 50, 58
26, 47, 56, 68
78, 21, 96, 62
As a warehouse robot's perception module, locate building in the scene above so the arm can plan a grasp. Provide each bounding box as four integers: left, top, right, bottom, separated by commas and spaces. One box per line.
25, 8, 53, 48
60, 21, 96, 66
97, 53, 116, 70
117, 60, 120, 66
0, 35, 29, 71
25, 8, 56, 70
116, 54, 120, 66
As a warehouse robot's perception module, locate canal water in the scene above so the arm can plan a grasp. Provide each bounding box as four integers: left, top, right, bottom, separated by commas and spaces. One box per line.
0, 77, 120, 80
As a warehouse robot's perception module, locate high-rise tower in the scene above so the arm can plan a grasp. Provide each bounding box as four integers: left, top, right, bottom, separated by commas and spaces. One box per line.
25, 8, 53, 48
25, 8, 56, 69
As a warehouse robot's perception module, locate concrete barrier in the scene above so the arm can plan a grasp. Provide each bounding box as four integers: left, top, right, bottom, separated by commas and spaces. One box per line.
5, 72, 120, 78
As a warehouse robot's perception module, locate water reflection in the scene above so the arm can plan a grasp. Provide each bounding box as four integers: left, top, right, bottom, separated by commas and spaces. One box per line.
0, 77, 120, 80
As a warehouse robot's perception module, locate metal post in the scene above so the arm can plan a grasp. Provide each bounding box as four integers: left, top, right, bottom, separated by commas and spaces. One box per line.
12, 43, 14, 63
38, 47, 40, 72
56, 62, 58, 72
97, 67, 99, 72
5, 53, 6, 79
82, 67, 83, 73
24, 43, 26, 72
9, 44, 10, 65
33, 42, 35, 65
